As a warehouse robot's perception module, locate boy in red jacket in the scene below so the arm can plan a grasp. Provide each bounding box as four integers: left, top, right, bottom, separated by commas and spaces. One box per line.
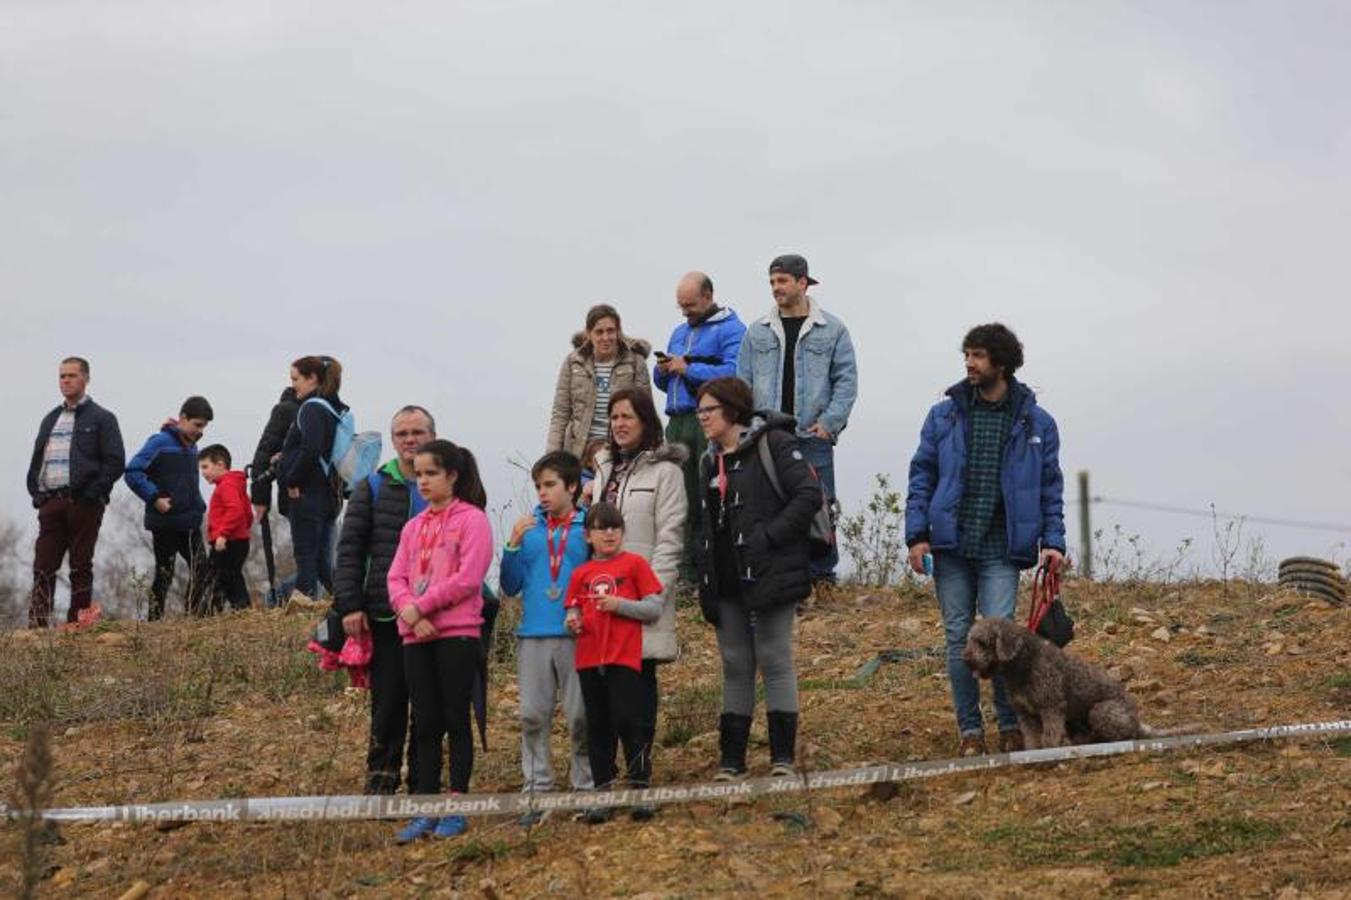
199, 444, 252, 611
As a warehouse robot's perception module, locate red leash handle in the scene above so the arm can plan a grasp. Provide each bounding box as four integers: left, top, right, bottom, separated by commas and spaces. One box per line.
1027, 557, 1062, 633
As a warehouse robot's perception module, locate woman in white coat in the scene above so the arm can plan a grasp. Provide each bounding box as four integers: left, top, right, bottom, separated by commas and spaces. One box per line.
589, 387, 687, 816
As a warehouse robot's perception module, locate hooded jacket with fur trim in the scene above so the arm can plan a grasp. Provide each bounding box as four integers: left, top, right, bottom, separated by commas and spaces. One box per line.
546, 332, 653, 459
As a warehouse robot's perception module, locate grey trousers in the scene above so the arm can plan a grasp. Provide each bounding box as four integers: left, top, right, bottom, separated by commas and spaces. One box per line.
715, 601, 799, 716
518, 636, 592, 792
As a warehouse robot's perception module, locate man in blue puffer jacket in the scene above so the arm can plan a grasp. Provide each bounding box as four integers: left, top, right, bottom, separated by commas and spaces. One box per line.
655, 271, 745, 582
905, 324, 1065, 758
125, 396, 214, 620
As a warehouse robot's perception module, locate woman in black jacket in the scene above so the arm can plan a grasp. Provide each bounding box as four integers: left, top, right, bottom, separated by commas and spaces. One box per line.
278, 355, 348, 604
692, 377, 821, 780
249, 386, 299, 519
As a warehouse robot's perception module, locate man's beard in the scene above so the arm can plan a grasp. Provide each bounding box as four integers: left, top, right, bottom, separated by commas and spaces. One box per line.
968, 369, 1000, 390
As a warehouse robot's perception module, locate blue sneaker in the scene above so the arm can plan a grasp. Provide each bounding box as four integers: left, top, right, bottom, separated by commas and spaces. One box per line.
395, 817, 437, 844
433, 815, 467, 838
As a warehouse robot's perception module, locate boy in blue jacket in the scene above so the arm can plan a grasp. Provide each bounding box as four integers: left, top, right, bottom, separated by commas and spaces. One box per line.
124, 396, 214, 620
905, 324, 1065, 758
500, 451, 592, 825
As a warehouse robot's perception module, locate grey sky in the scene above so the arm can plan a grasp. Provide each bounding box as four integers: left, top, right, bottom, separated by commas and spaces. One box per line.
3, 1, 1349, 579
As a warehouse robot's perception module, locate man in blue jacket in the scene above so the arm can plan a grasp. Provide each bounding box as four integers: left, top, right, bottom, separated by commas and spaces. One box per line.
655, 271, 745, 582
124, 396, 214, 620
905, 323, 1065, 757
738, 254, 857, 583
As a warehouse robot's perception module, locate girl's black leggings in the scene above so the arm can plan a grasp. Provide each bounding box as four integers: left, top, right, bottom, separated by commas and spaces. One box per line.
578, 664, 650, 789
403, 637, 478, 795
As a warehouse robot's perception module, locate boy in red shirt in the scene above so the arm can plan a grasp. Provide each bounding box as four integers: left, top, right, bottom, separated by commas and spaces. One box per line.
564, 501, 663, 823
199, 444, 252, 611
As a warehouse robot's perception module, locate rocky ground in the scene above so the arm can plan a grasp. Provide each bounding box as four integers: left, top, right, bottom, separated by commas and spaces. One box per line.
1, 579, 1348, 898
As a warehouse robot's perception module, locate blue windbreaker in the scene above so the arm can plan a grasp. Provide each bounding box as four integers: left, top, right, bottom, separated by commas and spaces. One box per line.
905, 379, 1066, 568
654, 306, 746, 415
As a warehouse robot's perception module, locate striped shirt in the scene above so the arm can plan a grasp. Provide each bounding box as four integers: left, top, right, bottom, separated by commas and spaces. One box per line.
589, 362, 615, 441
39, 403, 81, 491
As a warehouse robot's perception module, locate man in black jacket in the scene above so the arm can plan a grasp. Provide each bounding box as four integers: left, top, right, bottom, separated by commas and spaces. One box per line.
26, 357, 125, 627
334, 405, 437, 794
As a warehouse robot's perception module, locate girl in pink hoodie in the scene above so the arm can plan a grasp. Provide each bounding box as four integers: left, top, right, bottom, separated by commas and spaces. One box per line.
386, 440, 493, 843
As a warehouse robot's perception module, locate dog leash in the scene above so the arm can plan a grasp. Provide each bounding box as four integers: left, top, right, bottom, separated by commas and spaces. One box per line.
1027, 558, 1061, 634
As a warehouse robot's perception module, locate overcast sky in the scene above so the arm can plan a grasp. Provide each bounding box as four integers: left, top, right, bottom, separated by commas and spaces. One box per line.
3, 1, 1348, 582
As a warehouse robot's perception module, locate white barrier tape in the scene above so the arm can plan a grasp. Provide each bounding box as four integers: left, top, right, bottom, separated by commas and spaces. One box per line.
7, 720, 1349, 824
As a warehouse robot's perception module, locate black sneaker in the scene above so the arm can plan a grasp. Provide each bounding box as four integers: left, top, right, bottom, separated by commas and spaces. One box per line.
629, 804, 657, 822
517, 809, 550, 827
581, 807, 614, 825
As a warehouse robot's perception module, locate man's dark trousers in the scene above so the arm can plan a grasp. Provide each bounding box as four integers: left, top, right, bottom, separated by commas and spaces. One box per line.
366, 618, 417, 794
29, 494, 106, 627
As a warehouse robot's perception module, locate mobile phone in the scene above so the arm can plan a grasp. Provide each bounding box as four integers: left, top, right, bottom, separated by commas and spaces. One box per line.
654, 350, 670, 360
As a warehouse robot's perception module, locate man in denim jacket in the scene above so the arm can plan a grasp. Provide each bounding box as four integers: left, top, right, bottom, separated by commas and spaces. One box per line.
736, 254, 858, 582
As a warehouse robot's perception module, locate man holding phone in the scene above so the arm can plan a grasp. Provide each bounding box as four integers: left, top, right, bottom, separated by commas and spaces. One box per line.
654, 271, 745, 584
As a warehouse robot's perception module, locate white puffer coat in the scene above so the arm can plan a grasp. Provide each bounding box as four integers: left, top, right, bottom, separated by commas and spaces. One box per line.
589, 442, 689, 661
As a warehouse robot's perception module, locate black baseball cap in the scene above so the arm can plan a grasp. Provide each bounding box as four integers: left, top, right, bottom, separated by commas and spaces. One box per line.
768, 253, 818, 286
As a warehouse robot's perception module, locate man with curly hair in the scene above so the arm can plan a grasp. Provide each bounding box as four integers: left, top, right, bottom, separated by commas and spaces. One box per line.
904, 323, 1066, 758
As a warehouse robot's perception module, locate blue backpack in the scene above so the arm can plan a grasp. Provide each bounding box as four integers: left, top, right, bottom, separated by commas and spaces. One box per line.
301, 398, 382, 495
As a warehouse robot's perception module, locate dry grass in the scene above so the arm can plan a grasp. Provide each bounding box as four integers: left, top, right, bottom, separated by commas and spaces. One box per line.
0, 582, 1348, 898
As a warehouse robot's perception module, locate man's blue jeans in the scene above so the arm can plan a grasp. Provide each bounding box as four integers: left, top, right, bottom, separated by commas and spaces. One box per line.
933, 551, 1020, 736
797, 435, 838, 581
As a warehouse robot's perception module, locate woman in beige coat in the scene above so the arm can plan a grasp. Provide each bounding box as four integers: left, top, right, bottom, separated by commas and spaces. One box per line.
589, 388, 687, 815
546, 304, 652, 459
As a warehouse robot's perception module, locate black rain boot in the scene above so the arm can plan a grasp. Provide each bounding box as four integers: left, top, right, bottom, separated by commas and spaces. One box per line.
715, 713, 752, 780
767, 711, 798, 777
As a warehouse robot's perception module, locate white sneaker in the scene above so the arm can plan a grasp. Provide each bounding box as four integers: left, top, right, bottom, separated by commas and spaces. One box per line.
284, 591, 328, 615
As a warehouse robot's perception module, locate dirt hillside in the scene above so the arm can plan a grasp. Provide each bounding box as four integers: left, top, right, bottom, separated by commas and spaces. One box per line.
2, 580, 1348, 898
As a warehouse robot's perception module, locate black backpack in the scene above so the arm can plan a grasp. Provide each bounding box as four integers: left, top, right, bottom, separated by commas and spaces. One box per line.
755, 437, 835, 560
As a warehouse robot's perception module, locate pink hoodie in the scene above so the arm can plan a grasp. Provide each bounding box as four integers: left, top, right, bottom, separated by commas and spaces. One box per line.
387, 499, 494, 644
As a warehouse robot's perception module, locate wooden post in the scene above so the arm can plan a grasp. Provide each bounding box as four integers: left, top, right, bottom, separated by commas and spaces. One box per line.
1078, 470, 1092, 579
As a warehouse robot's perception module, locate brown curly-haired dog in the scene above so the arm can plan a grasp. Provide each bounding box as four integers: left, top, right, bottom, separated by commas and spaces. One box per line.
963, 618, 1190, 748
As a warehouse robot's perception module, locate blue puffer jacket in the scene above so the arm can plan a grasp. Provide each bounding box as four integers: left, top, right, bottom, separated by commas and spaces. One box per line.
124, 423, 206, 532
654, 306, 746, 415
905, 379, 1066, 568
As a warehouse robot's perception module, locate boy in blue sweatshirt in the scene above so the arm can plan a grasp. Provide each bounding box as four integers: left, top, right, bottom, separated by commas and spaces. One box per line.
500, 451, 592, 825
124, 396, 213, 620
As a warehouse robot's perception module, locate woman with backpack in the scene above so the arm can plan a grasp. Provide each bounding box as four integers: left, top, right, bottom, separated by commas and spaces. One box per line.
278, 355, 347, 607
587, 387, 687, 818
692, 377, 821, 781
546, 304, 653, 459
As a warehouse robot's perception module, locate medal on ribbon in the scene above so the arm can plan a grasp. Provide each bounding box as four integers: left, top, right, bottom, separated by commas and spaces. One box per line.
413, 510, 446, 598
546, 515, 571, 601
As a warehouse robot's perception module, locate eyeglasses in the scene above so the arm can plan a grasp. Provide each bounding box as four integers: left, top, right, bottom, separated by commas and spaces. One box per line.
695, 404, 723, 418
